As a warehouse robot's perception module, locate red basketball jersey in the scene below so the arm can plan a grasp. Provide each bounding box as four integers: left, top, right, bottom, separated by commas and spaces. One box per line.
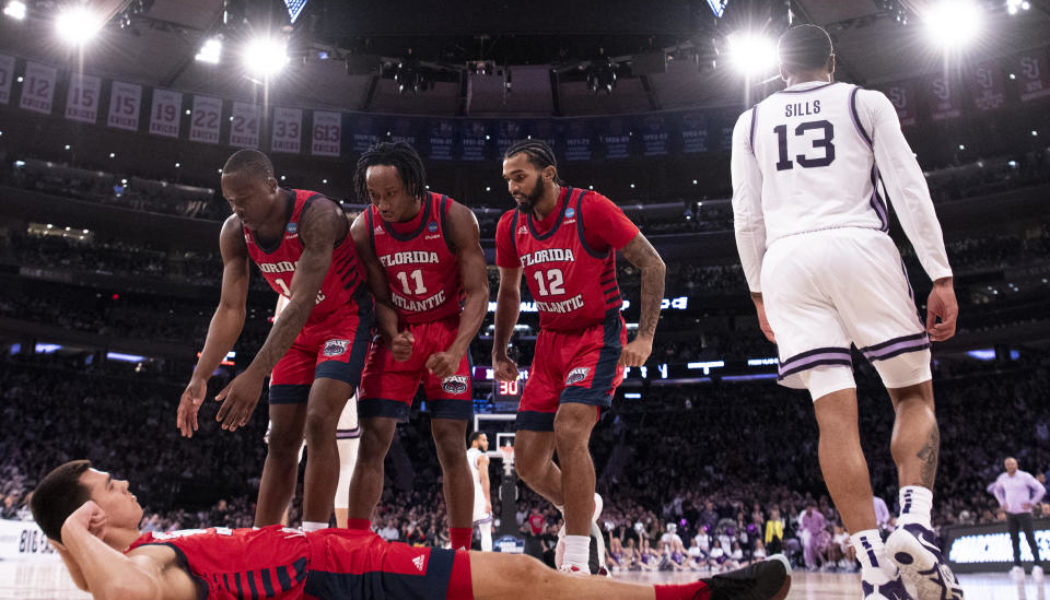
367, 192, 463, 324
499, 187, 624, 331
126, 525, 310, 600
244, 189, 367, 321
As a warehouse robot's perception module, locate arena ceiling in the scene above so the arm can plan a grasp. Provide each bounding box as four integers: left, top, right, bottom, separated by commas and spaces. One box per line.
0, 0, 1048, 116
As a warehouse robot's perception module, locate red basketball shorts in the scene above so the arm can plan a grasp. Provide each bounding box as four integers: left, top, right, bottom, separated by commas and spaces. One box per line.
357, 314, 473, 421
515, 311, 626, 431
304, 529, 472, 600
268, 304, 373, 405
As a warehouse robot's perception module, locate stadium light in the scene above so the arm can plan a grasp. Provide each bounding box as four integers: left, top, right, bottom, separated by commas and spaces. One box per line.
925, 0, 982, 49
1006, 0, 1030, 15
244, 37, 288, 77
196, 37, 222, 64
727, 32, 778, 77
55, 5, 105, 45
3, 1, 26, 20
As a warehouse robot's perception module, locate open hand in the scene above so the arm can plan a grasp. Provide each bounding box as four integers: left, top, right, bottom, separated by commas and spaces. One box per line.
214, 370, 265, 432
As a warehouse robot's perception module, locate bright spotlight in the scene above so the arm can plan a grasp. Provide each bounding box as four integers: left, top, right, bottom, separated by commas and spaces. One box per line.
727, 32, 778, 77
55, 5, 104, 45
243, 37, 288, 76
196, 37, 222, 64
3, 1, 27, 20
925, 0, 982, 49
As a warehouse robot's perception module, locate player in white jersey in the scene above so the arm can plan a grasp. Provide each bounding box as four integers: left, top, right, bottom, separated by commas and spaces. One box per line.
731, 25, 961, 600
466, 432, 494, 551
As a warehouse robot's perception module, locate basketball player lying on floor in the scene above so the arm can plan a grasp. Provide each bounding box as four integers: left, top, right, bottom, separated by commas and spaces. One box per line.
31, 461, 791, 600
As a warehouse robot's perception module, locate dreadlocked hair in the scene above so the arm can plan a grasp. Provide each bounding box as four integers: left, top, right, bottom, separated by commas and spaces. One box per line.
354, 141, 428, 204
504, 139, 564, 185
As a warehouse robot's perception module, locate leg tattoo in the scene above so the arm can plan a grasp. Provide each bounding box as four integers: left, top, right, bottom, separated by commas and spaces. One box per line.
916, 423, 940, 489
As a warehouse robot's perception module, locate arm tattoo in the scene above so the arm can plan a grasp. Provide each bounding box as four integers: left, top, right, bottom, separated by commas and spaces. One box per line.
916, 422, 940, 489
621, 234, 666, 338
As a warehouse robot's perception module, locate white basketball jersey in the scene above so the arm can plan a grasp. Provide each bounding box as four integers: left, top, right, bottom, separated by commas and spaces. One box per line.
747, 81, 886, 245
466, 447, 486, 506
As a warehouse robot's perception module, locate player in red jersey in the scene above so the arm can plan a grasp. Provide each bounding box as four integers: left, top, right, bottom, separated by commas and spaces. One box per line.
176, 150, 396, 531
29, 460, 792, 600
348, 142, 490, 551
494, 140, 667, 574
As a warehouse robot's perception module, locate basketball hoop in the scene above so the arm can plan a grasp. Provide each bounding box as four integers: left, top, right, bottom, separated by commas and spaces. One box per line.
499, 444, 515, 466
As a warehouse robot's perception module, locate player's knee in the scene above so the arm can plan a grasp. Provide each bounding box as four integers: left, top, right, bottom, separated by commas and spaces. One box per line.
303, 410, 336, 445
266, 427, 303, 457
431, 423, 467, 462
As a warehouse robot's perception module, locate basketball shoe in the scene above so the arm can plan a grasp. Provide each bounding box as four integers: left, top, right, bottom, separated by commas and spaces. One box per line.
555, 493, 608, 574
886, 524, 963, 600
698, 554, 792, 600
861, 577, 911, 600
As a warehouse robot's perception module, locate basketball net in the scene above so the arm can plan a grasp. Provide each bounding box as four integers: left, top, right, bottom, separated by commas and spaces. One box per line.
498, 444, 515, 476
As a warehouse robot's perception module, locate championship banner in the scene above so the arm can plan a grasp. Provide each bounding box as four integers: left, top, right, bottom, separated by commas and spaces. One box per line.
188, 95, 222, 144
271, 106, 303, 154
229, 101, 261, 148
968, 59, 1005, 111
927, 75, 962, 121
350, 114, 383, 154
148, 89, 182, 138
883, 80, 918, 127
709, 110, 736, 152
311, 110, 341, 157
460, 120, 490, 161
0, 54, 17, 104
637, 114, 670, 156
19, 61, 57, 114
678, 111, 709, 153
389, 116, 420, 148
495, 119, 526, 156
107, 80, 142, 131
64, 72, 101, 124
599, 117, 630, 160
1015, 49, 1050, 102
428, 118, 456, 160
562, 119, 594, 162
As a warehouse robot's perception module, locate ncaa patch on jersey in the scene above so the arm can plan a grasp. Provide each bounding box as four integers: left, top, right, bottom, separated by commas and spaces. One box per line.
428, 221, 438, 232
286, 222, 298, 235
322, 339, 350, 357
442, 375, 469, 394
566, 367, 591, 385
565, 207, 575, 219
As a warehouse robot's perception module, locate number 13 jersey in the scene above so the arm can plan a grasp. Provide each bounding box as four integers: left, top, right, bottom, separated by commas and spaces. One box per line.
745, 82, 889, 243
496, 186, 639, 332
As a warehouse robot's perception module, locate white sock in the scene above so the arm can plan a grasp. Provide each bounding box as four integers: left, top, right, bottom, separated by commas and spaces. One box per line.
851, 529, 896, 584
897, 486, 933, 529
301, 520, 328, 532
564, 534, 590, 569
479, 521, 493, 552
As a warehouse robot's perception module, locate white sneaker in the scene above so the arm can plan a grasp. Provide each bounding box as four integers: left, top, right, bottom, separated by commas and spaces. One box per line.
1011, 565, 1025, 582
554, 493, 606, 574
1033, 565, 1044, 582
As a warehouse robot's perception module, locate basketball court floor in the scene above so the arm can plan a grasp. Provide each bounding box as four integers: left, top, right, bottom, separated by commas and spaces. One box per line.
0, 559, 1039, 599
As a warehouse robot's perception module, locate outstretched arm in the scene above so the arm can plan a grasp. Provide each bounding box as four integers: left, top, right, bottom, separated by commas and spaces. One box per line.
177, 216, 250, 438
619, 232, 666, 366
426, 202, 490, 378
214, 197, 343, 430
491, 267, 522, 382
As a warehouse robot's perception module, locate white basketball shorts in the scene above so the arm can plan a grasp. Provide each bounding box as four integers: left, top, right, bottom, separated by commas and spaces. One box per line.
761, 228, 932, 400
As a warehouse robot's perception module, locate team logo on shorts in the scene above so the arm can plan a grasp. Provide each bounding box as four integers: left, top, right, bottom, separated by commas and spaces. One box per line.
322, 339, 350, 357
441, 375, 469, 394
428, 221, 438, 232
566, 367, 591, 385
286, 222, 298, 235
564, 207, 575, 219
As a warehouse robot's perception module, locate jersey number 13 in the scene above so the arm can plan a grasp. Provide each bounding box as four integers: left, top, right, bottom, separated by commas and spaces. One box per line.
774, 120, 835, 171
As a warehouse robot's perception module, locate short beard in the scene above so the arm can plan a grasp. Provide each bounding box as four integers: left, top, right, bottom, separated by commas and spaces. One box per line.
515, 174, 545, 213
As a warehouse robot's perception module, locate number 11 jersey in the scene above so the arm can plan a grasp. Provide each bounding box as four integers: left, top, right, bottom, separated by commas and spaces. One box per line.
367, 192, 463, 324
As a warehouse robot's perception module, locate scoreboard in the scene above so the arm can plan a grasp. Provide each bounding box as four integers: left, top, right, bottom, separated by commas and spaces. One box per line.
493, 371, 526, 412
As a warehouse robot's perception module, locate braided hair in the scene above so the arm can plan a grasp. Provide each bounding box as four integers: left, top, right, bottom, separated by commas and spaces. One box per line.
503, 139, 564, 185
354, 141, 428, 204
